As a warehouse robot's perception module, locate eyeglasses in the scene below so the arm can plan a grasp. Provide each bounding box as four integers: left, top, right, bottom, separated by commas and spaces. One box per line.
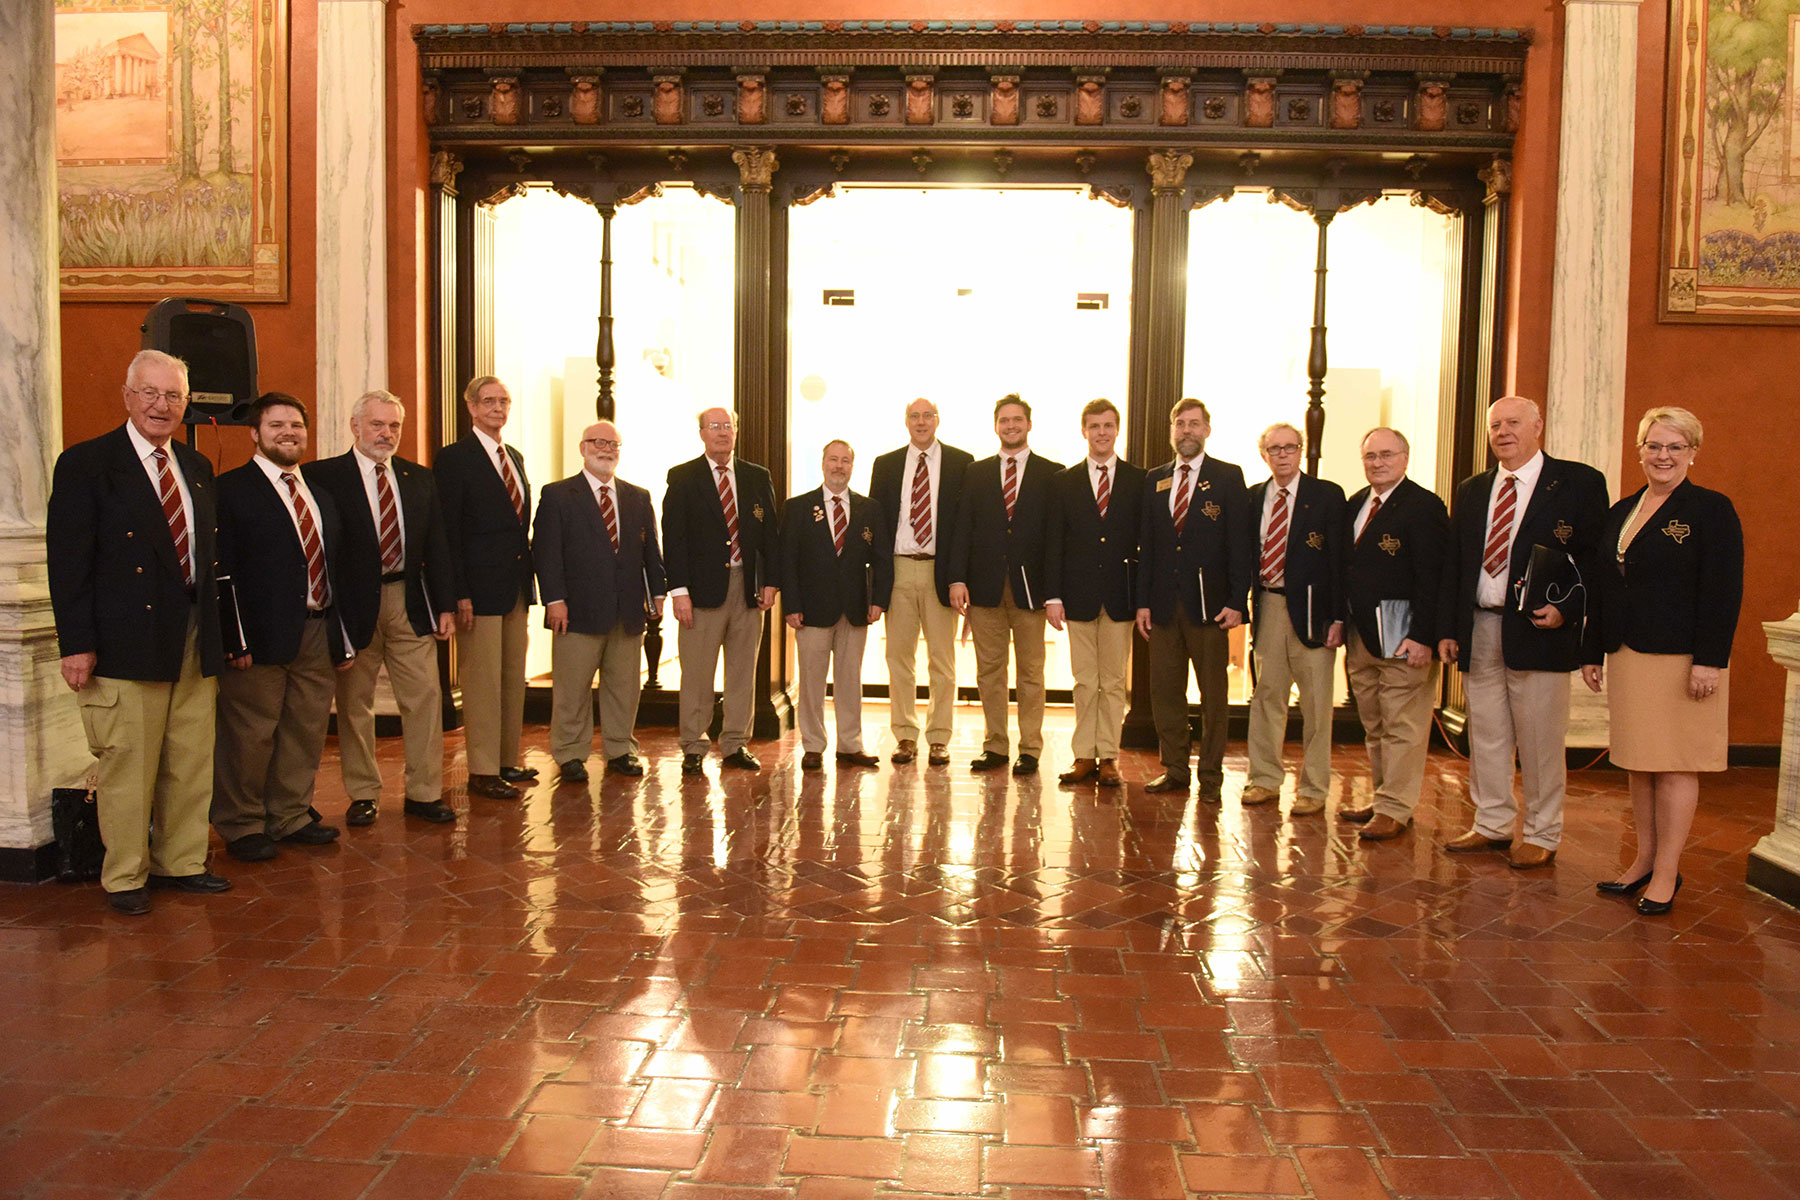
1640, 441, 1691, 455
703, 422, 734, 432
582, 437, 622, 450
1361, 450, 1403, 463
131, 386, 187, 404
1263, 444, 1301, 456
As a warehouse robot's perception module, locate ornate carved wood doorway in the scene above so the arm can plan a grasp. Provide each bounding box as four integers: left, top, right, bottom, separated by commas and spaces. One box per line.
417, 21, 1524, 737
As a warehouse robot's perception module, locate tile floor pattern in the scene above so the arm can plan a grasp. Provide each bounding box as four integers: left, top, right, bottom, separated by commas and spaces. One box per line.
3, 705, 1799, 1200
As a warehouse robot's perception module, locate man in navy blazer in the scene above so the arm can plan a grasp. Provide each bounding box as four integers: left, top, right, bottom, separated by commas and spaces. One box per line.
535, 420, 666, 782
780, 440, 893, 770
48, 350, 229, 914
303, 389, 457, 826
1135, 398, 1254, 801
1045, 399, 1144, 788
1437, 397, 1609, 868
1240, 423, 1347, 817
436, 376, 536, 800
868, 398, 972, 766
948, 395, 1064, 775
1341, 427, 1450, 841
212, 393, 354, 863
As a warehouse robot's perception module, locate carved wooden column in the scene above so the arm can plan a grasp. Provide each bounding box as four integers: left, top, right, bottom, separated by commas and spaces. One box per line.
1302, 210, 1333, 479
731, 147, 794, 736
596, 202, 616, 420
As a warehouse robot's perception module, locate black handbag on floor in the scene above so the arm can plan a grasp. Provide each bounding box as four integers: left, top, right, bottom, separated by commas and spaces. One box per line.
52, 775, 105, 883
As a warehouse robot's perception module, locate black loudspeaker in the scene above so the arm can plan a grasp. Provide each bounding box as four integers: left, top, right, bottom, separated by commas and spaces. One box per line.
141, 297, 259, 425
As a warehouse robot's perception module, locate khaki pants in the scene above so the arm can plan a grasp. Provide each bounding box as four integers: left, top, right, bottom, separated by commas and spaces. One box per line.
796, 618, 869, 753
885, 555, 956, 745
1345, 628, 1437, 822
1246, 598, 1338, 801
968, 581, 1046, 757
77, 615, 216, 892
550, 621, 645, 764
1149, 610, 1230, 783
1067, 616, 1132, 759
1465, 610, 1570, 849
678, 565, 763, 755
336, 581, 443, 804
457, 600, 528, 776
213, 616, 336, 842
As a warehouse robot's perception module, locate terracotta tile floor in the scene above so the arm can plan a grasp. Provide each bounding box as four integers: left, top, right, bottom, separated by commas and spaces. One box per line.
4, 703, 1799, 1200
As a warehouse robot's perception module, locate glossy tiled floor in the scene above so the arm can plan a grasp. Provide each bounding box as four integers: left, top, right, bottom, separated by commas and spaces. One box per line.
3, 704, 1798, 1200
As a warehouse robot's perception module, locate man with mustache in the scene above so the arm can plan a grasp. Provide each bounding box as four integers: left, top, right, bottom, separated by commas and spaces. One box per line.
303, 389, 458, 826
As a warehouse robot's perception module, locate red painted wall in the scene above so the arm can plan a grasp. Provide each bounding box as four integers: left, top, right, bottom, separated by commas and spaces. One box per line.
55, 1, 1799, 742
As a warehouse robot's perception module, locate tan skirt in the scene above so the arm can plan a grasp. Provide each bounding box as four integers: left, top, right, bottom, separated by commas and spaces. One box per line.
1607, 647, 1729, 773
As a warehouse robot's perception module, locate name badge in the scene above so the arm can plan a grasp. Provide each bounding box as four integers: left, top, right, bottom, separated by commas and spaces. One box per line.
1155, 477, 1173, 493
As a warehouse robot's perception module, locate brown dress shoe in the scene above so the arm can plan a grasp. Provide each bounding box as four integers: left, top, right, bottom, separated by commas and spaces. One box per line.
1289, 795, 1326, 816
1096, 759, 1122, 788
1508, 843, 1557, 869
1338, 804, 1375, 823
1358, 813, 1411, 841
468, 774, 522, 800
1444, 828, 1511, 854
836, 750, 880, 768
1058, 758, 1099, 785
927, 744, 950, 766
801, 751, 823, 771
1239, 785, 1280, 806
891, 739, 917, 765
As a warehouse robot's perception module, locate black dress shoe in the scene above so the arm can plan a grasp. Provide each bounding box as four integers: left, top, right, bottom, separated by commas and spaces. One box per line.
345, 799, 378, 826
1596, 871, 1653, 896
837, 750, 880, 768
227, 833, 278, 862
147, 872, 232, 893
801, 751, 824, 771
499, 765, 539, 783
1144, 773, 1190, 794
1637, 875, 1683, 916
1012, 754, 1039, 776
560, 760, 590, 783
107, 888, 150, 916
969, 751, 1009, 772
404, 799, 457, 823
681, 753, 705, 776
468, 774, 522, 800
606, 755, 644, 777
721, 748, 762, 771
281, 820, 341, 846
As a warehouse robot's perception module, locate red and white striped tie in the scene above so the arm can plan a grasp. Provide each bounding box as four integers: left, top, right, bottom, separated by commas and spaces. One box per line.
1095, 463, 1110, 519
1482, 475, 1518, 577
1003, 454, 1018, 521
151, 448, 194, 586
1260, 486, 1289, 586
1171, 463, 1192, 534
375, 462, 403, 574
716, 465, 741, 565
281, 472, 330, 607
909, 453, 931, 546
832, 495, 847, 555
599, 483, 620, 551
497, 447, 525, 523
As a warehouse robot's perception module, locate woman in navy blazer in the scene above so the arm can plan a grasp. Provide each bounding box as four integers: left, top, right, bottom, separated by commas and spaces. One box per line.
1581, 407, 1743, 916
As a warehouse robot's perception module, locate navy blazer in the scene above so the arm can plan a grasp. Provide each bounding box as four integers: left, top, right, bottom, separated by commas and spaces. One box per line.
1445, 454, 1610, 673
1046, 458, 1146, 623
1243, 473, 1348, 649
435, 432, 535, 615
1343, 476, 1450, 652
779, 488, 894, 627
661, 454, 780, 609
1584, 479, 1743, 669
869, 440, 974, 607
948, 450, 1064, 610
533, 472, 666, 637
303, 451, 455, 647
47, 424, 224, 681
216, 461, 352, 666
1136, 455, 1253, 626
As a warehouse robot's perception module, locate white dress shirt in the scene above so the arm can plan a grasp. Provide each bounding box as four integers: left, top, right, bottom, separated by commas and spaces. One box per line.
125, 422, 196, 583
252, 453, 330, 609
1353, 482, 1401, 542
1476, 450, 1544, 608
893, 441, 942, 556
1258, 478, 1295, 589
1168, 452, 1205, 516
353, 447, 407, 563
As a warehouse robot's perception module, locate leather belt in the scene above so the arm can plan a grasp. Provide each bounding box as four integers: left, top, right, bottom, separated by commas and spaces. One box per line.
305, 609, 329, 620
1259, 585, 1285, 595
381, 571, 405, 584
899, 553, 935, 561
1478, 605, 1505, 613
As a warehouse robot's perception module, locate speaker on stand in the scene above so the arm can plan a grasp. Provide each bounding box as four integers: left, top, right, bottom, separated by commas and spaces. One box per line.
140, 297, 259, 438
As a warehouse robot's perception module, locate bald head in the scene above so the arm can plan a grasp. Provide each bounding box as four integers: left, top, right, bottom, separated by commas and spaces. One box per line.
1486, 395, 1543, 471
905, 397, 939, 449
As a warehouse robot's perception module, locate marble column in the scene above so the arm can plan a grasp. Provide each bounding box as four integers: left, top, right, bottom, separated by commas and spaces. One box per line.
1750, 612, 1800, 908
0, 4, 90, 879
1545, 0, 1640, 748
316, 0, 389, 455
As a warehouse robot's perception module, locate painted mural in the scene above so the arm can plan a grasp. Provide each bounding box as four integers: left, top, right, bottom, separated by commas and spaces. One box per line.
54, 0, 287, 301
